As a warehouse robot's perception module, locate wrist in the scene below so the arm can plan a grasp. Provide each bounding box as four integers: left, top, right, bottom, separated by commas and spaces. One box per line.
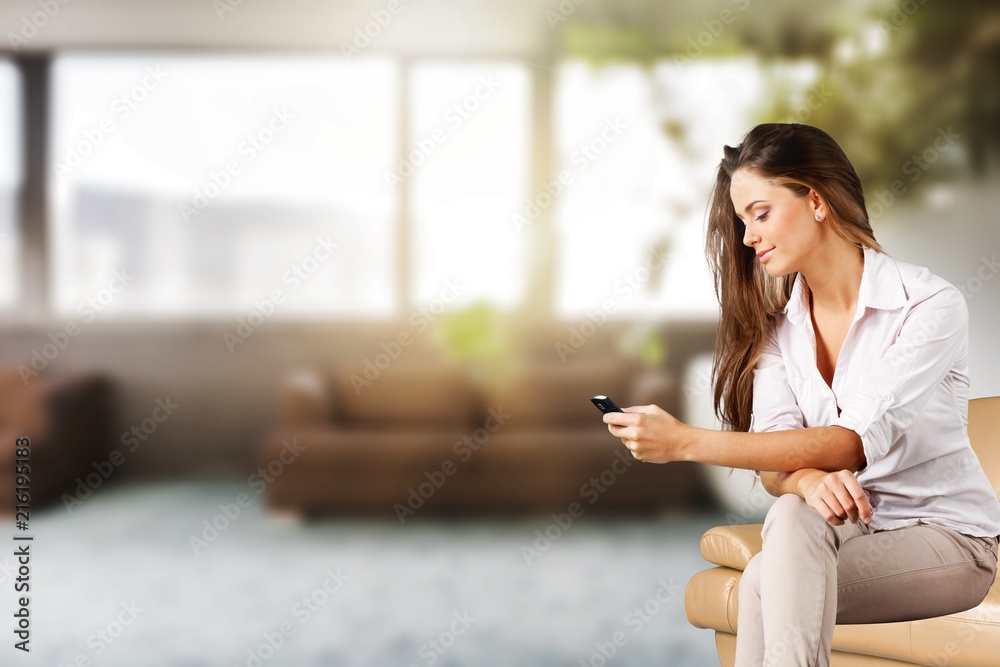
793, 469, 824, 498
678, 424, 701, 463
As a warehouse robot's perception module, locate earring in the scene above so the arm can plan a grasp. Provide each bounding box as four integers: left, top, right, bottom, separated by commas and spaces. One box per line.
815, 214, 823, 222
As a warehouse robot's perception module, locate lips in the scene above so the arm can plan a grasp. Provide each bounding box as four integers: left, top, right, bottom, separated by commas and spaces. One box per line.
757, 248, 775, 262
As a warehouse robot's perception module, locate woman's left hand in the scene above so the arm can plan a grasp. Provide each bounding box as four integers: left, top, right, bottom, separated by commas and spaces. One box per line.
603, 405, 690, 463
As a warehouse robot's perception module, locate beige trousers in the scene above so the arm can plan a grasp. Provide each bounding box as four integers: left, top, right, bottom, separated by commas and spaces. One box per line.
734, 494, 999, 667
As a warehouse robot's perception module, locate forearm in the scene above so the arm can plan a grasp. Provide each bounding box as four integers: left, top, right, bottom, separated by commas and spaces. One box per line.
680, 425, 865, 473
759, 468, 825, 498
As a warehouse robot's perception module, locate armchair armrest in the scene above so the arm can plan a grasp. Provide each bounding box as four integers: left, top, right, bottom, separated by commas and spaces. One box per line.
0, 371, 114, 513
699, 523, 764, 571
278, 369, 330, 428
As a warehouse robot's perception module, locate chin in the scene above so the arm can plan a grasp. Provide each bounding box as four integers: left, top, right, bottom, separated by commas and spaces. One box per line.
762, 260, 791, 278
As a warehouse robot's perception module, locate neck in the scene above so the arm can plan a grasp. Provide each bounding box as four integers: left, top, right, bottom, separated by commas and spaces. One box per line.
799, 241, 864, 316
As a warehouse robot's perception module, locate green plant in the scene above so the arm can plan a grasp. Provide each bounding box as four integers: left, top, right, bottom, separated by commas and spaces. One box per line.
429, 301, 517, 389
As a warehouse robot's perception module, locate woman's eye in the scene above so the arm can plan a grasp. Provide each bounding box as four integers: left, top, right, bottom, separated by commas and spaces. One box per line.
756, 211, 769, 222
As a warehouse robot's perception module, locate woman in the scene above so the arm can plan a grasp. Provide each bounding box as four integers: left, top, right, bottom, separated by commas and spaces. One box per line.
602, 122, 1000, 666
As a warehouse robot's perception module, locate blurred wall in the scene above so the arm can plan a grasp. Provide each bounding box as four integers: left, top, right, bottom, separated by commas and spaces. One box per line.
0, 0, 833, 54
877, 183, 1000, 402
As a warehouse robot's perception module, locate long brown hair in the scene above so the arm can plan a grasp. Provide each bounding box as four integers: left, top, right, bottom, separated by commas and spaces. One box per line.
705, 123, 884, 432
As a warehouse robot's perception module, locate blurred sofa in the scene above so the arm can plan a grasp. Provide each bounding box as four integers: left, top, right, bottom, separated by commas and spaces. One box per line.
0, 369, 115, 515
259, 363, 714, 517
685, 395, 1000, 667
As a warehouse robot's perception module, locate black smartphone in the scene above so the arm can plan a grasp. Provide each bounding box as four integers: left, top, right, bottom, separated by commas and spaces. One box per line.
590, 395, 624, 414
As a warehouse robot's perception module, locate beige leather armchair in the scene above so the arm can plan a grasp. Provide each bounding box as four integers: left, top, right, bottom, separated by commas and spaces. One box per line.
685, 396, 1000, 666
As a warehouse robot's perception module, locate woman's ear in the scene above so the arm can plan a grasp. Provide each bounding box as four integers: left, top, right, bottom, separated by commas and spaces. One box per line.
809, 189, 826, 222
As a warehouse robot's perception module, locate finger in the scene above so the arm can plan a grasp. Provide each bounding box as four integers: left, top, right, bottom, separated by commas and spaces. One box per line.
818, 497, 845, 525
603, 412, 634, 425
834, 471, 872, 524
811, 485, 846, 525
625, 405, 667, 417
607, 424, 631, 439
846, 480, 873, 524
828, 484, 860, 523
806, 478, 842, 523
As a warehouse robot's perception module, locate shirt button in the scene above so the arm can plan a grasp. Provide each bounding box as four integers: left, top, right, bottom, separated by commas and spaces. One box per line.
788, 378, 796, 387
882, 394, 892, 402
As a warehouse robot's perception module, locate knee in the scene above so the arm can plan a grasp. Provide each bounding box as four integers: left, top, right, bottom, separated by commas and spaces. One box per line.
762, 494, 822, 539
765, 493, 812, 524
739, 552, 762, 599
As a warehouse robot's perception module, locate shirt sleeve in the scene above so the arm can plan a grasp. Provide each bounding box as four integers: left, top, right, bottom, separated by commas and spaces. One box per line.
750, 326, 805, 435
832, 285, 967, 468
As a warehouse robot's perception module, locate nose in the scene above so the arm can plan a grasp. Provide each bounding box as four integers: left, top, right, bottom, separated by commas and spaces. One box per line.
742, 219, 759, 248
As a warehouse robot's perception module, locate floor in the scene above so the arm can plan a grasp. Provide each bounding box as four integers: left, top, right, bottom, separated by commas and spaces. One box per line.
5, 481, 728, 666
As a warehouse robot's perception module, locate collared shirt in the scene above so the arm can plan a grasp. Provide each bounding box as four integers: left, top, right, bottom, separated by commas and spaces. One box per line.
750, 246, 1000, 538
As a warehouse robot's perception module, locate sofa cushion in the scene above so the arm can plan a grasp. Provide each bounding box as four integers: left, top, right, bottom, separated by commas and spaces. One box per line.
907, 604, 1000, 667
261, 426, 704, 515
331, 365, 479, 428
482, 365, 632, 427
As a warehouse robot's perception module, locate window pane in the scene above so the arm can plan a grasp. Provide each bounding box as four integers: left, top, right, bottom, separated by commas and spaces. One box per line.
0, 59, 20, 310
409, 61, 530, 309
553, 58, 798, 320
50, 52, 398, 318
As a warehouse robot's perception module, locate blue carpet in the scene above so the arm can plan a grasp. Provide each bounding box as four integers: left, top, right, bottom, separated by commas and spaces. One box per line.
5, 482, 727, 666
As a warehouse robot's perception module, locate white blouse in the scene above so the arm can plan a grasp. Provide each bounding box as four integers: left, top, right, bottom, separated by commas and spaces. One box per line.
750, 246, 1000, 538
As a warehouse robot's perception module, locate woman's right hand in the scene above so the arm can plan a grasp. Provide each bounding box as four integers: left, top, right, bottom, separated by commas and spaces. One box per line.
797, 469, 872, 526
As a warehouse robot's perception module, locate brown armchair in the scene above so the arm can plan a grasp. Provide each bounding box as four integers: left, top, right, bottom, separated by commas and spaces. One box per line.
0, 369, 115, 515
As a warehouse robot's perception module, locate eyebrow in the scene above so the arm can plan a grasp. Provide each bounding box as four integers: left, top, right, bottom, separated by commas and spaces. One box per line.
742, 199, 768, 214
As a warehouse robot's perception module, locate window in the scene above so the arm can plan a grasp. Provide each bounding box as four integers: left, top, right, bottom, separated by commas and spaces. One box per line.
408, 61, 530, 309
553, 57, 815, 320
49, 52, 399, 318
45, 51, 811, 322
0, 59, 20, 310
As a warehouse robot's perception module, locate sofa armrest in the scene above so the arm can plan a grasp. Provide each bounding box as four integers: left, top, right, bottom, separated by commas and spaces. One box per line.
700, 523, 763, 571
278, 369, 330, 428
